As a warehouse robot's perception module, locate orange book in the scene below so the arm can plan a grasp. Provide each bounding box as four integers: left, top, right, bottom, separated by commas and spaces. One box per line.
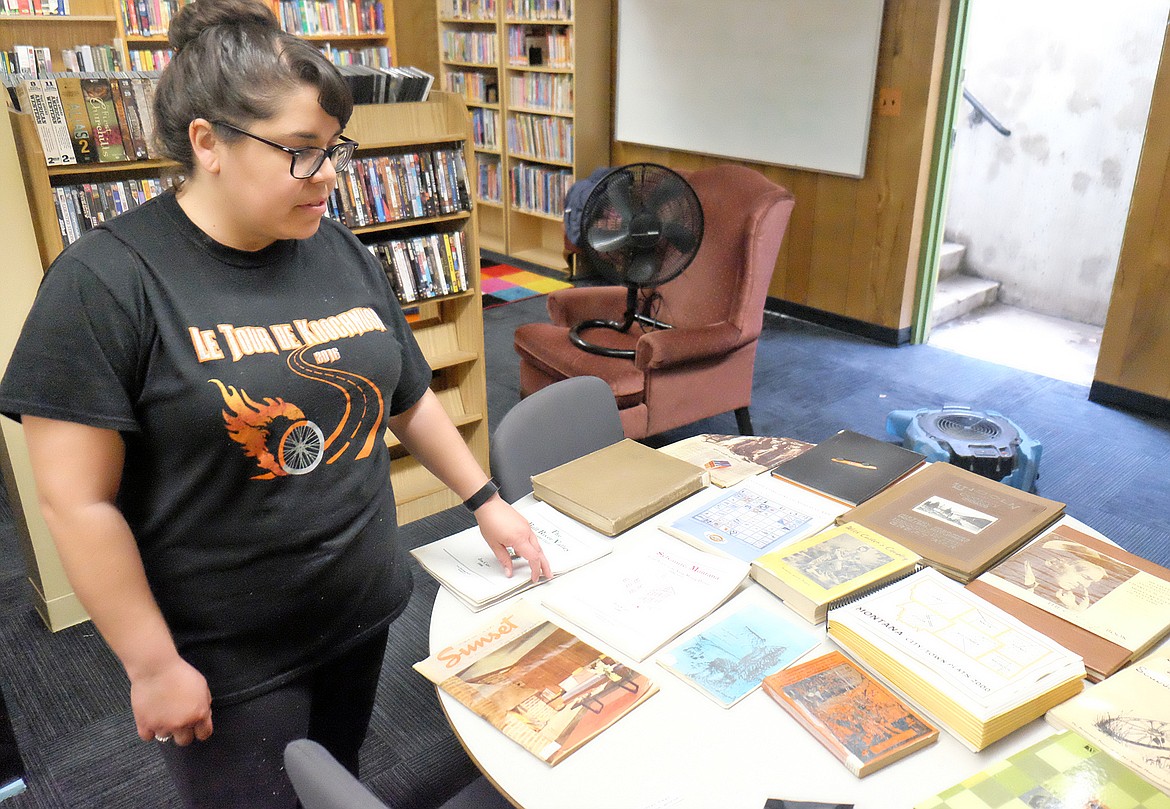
762, 651, 938, 778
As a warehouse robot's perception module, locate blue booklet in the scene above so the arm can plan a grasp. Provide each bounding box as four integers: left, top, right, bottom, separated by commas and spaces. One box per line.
656, 593, 819, 708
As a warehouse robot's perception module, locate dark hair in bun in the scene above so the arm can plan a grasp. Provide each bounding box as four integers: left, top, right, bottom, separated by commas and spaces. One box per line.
152, 0, 353, 172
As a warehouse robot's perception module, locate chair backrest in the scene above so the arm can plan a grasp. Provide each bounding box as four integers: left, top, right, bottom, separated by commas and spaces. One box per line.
284, 739, 390, 809
651, 164, 795, 338
490, 375, 625, 503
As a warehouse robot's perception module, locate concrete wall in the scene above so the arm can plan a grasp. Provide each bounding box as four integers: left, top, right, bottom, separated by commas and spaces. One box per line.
944, 0, 1167, 326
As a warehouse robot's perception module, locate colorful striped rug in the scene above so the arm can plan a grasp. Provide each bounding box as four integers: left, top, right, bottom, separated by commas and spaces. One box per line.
480, 264, 572, 308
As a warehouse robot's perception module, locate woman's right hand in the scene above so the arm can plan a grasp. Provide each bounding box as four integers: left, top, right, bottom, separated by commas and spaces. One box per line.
130, 656, 214, 746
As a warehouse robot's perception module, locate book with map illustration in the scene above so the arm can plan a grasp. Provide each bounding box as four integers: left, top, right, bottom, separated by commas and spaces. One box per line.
1046, 648, 1170, 794
763, 650, 939, 777
838, 461, 1065, 583
660, 475, 849, 563
750, 522, 920, 624
414, 599, 658, 766
827, 568, 1085, 752
657, 433, 813, 488
656, 590, 819, 707
914, 730, 1170, 809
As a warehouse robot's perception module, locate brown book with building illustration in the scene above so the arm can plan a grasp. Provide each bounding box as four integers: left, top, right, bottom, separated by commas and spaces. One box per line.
837, 462, 1064, 582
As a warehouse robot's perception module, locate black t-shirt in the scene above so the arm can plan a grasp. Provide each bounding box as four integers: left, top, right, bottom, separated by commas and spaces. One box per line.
0, 191, 433, 703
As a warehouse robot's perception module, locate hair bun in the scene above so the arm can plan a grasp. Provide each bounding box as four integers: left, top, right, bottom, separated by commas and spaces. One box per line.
169, 0, 278, 52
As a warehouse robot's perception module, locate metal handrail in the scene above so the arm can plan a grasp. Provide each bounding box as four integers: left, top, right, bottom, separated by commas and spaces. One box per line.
962, 88, 1011, 136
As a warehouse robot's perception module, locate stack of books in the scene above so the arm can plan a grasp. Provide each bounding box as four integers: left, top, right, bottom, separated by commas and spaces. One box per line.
827, 568, 1085, 751
531, 439, 707, 537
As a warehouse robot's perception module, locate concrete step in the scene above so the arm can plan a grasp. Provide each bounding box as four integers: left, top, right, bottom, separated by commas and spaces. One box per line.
937, 241, 966, 279
931, 273, 1000, 327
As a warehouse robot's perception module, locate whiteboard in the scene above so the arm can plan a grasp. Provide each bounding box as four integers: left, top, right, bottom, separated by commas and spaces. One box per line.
614, 0, 885, 178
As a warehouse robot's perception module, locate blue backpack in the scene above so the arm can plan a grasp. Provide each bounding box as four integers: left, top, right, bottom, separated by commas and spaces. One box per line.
563, 167, 613, 248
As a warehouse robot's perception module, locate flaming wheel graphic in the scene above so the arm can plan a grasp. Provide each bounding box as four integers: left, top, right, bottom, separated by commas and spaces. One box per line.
278, 420, 325, 475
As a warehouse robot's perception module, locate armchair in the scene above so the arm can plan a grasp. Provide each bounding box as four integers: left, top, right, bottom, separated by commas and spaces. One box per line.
513, 164, 795, 440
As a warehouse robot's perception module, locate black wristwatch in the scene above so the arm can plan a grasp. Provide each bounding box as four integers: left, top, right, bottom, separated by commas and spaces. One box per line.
463, 479, 499, 513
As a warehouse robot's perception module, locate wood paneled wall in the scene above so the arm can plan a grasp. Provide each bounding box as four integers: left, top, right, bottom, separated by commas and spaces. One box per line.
394, 0, 439, 76
613, 0, 952, 338
1092, 21, 1170, 415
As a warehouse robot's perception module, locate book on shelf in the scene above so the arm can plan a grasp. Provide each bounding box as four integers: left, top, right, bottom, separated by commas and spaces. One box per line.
837, 461, 1064, 583
52, 74, 98, 164
967, 522, 1170, 681
660, 475, 850, 564
414, 599, 658, 766
656, 433, 813, 488
38, 78, 79, 166
540, 532, 749, 662
749, 521, 921, 624
762, 650, 939, 778
655, 589, 819, 708
410, 500, 612, 612
913, 730, 1170, 809
81, 76, 130, 163
827, 567, 1085, 752
531, 438, 708, 536
14, 78, 75, 166
1046, 648, 1170, 794
770, 429, 926, 506
113, 74, 150, 160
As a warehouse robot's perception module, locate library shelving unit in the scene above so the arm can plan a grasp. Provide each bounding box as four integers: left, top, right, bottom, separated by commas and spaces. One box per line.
0, 0, 120, 72
436, 0, 505, 253
437, 0, 610, 273
2, 91, 487, 630
2, 0, 398, 72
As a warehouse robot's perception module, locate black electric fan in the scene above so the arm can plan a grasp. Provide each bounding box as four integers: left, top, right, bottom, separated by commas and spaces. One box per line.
570, 163, 704, 359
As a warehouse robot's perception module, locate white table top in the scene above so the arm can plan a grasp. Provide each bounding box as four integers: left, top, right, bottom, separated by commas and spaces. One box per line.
427, 496, 1105, 809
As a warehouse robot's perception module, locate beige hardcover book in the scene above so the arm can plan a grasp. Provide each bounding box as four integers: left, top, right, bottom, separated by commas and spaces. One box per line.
750, 522, 921, 623
531, 438, 707, 536
838, 462, 1065, 583
969, 522, 1170, 681
1046, 649, 1170, 794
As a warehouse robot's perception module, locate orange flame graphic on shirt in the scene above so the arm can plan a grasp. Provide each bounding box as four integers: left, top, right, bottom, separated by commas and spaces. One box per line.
210, 379, 306, 479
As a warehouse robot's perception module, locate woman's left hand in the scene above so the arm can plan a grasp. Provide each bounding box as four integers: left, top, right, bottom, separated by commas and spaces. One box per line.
475, 499, 553, 583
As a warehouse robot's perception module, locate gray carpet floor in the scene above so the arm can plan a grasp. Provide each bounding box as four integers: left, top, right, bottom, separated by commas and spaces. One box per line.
1, 293, 1169, 807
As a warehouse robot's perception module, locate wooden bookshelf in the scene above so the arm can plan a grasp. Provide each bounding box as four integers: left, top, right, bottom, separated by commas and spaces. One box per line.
2, 91, 487, 630
437, 0, 610, 272
1, 0, 398, 71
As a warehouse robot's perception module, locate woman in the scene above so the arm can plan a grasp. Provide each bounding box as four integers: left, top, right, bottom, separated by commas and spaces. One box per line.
0, 0, 550, 805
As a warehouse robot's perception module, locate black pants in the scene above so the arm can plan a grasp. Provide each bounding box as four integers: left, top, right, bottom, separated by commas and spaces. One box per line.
158, 627, 389, 809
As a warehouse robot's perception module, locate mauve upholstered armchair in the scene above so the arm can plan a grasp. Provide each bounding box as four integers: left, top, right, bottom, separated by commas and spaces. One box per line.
513, 164, 795, 440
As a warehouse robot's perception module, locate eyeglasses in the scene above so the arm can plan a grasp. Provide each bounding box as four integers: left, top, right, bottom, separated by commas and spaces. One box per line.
212, 121, 359, 179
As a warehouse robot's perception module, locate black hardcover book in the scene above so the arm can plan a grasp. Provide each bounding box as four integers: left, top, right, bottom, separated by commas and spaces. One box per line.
770, 430, 926, 506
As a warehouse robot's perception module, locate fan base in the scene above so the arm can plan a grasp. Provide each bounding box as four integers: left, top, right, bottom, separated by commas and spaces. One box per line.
569, 313, 674, 360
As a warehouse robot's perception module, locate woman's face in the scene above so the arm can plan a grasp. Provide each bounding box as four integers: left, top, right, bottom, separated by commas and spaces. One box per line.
212, 83, 345, 251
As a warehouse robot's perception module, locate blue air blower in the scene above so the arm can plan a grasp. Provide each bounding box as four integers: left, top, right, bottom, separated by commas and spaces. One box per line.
886, 406, 1041, 492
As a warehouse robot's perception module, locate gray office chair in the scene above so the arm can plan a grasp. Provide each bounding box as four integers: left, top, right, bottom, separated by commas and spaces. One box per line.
490, 375, 625, 503
284, 739, 388, 809
284, 740, 513, 809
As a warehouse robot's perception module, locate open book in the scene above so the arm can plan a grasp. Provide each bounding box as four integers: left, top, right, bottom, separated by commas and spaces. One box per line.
410, 500, 613, 611
657, 433, 812, 488
541, 533, 750, 662
415, 600, 658, 766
